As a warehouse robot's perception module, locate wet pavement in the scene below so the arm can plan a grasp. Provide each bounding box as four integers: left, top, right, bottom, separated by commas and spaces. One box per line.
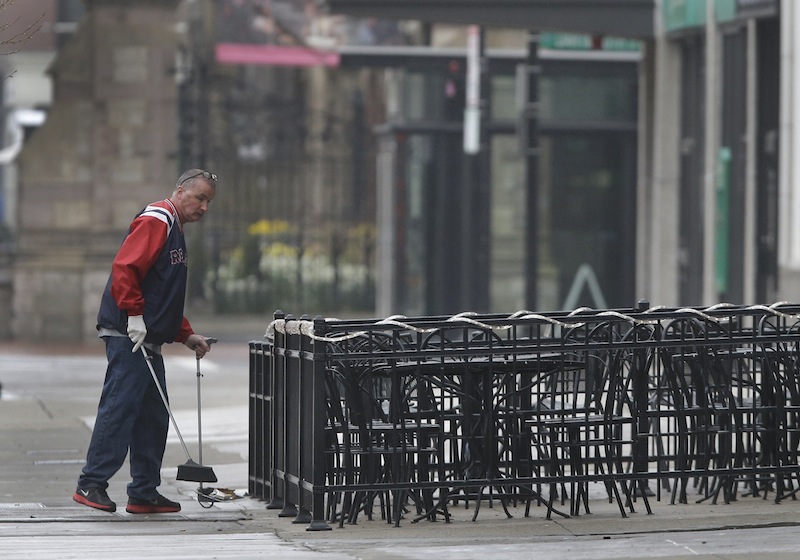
2, 314, 800, 559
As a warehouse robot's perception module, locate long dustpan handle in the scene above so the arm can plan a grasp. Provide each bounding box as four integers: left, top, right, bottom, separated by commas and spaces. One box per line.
196, 357, 203, 466
140, 347, 193, 462
196, 338, 217, 469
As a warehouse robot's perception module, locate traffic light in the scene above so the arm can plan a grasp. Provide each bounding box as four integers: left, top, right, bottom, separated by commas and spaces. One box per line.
443, 60, 465, 121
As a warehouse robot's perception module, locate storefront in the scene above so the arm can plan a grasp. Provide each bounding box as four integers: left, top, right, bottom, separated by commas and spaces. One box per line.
330, 0, 791, 313
340, 40, 641, 315
330, 1, 651, 315
661, 0, 780, 304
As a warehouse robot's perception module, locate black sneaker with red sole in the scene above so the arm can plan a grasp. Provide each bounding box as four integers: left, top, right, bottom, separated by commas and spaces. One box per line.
126, 493, 181, 514
73, 487, 117, 512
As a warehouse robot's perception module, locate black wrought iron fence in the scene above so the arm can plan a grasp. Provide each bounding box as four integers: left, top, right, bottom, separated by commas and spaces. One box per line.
249, 303, 800, 530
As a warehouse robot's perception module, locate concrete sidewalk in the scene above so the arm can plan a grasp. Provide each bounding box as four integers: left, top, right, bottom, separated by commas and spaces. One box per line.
2, 318, 800, 559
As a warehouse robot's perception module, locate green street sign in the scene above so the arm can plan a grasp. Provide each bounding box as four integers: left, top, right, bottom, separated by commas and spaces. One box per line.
540, 33, 640, 52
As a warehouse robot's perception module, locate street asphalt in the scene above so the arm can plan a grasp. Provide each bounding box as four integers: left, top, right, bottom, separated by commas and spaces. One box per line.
2, 313, 800, 559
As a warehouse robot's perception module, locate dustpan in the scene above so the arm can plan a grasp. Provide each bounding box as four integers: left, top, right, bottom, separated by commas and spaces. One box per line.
177, 458, 217, 483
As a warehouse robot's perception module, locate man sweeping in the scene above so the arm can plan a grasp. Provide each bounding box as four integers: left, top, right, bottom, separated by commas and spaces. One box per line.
73, 169, 217, 513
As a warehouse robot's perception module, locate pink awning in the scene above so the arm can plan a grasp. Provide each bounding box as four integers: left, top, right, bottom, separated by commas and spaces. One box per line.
216, 43, 341, 67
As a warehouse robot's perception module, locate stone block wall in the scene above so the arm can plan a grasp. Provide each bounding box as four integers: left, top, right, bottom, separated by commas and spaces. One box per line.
12, 1, 181, 341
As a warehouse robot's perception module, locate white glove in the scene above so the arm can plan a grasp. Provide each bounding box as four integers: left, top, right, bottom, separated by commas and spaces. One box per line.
127, 315, 147, 352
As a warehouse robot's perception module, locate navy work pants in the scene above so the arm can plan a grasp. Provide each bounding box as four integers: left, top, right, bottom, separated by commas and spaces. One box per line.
77, 336, 170, 500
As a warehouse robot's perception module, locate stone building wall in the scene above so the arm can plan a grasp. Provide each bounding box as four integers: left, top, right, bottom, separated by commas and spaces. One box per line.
12, 1, 181, 341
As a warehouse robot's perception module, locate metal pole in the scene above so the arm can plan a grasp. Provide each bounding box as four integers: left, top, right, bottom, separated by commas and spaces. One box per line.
461, 26, 490, 311
524, 31, 541, 309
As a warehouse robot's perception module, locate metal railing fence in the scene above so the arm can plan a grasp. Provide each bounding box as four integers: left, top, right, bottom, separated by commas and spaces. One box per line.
249, 303, 800, 530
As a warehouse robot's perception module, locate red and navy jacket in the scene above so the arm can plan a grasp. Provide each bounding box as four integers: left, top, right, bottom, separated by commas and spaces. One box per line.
97, 199, 194, 345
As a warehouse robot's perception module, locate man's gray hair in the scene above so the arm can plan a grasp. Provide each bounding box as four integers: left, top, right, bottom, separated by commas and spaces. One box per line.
176, 169, 217, 188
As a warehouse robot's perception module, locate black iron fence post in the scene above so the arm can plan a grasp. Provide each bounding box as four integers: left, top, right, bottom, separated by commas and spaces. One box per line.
292, 315, 313, 526
266, 310, 285, 510
307, 316, 333, 530
277, 314, 298, 519
633, 300, 653, 507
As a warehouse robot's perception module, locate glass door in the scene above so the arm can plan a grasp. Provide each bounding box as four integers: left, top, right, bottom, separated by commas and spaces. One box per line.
489, 129, 636, 312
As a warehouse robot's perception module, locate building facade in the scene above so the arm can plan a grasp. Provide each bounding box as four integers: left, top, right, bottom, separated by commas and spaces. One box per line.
9, 0, 181, 340
332, 0, 799, 312
641, 0, 783, 306
358, 37, 641, 316
0, 0, 85, 339
4, 0, 800, 340
4, 0, 389, 340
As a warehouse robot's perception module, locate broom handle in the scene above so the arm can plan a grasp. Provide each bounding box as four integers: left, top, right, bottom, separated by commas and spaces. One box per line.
141, 347, 193, 461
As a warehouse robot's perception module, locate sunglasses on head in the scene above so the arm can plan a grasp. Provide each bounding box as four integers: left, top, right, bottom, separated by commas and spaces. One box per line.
181, 170, 217, 185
